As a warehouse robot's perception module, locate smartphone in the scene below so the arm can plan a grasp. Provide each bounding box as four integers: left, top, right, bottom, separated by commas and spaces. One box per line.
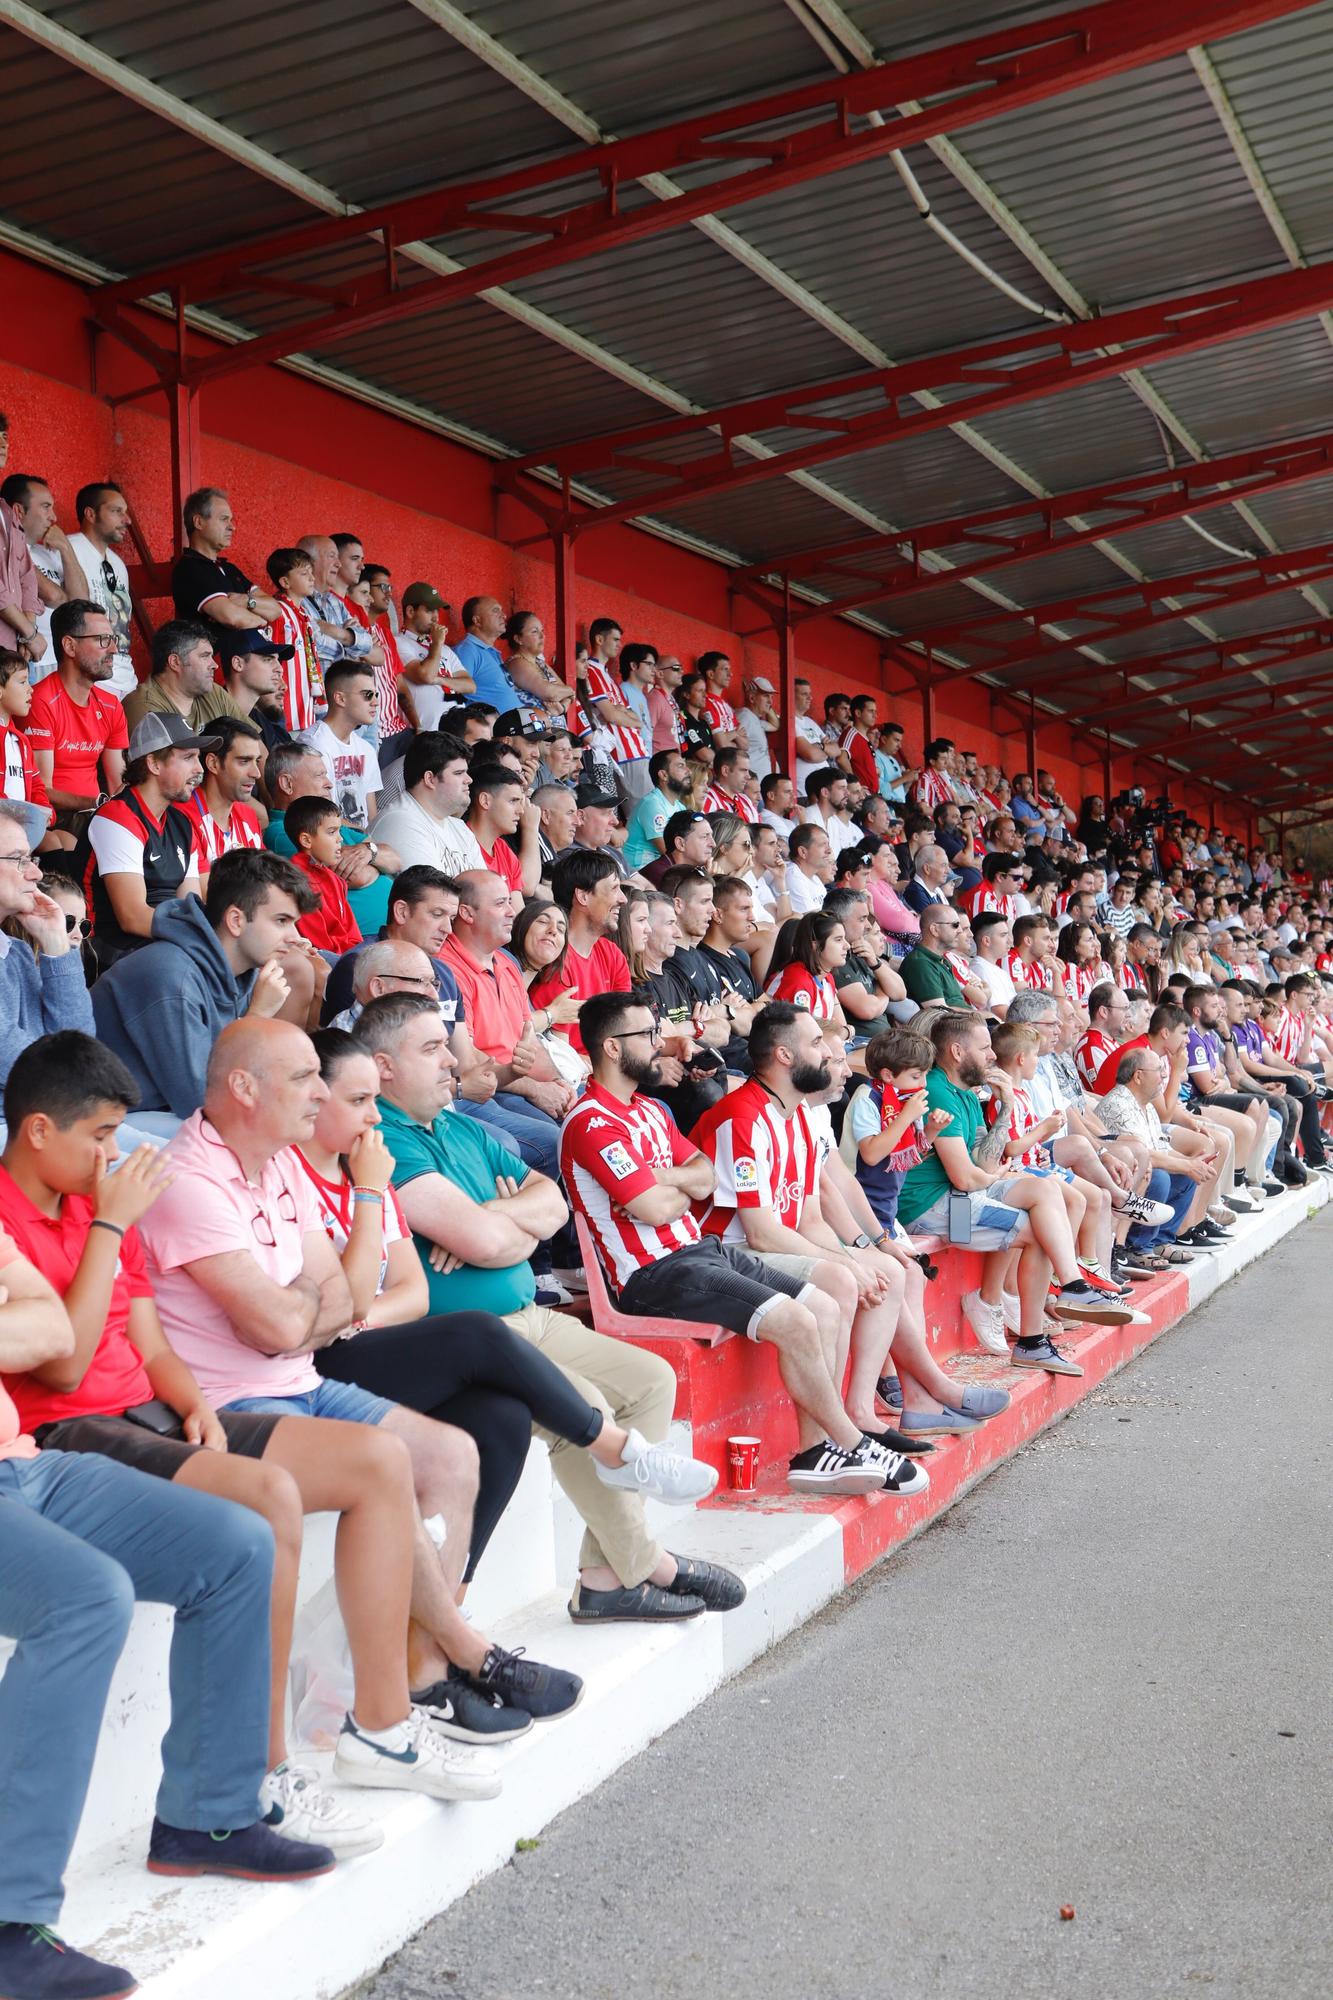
122, 1398, 186, 1439
946, 1190, 973, 1246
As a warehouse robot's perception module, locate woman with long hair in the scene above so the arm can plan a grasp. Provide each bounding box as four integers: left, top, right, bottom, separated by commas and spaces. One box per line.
765, 911, 848, 1024
503, 609, 574, 718
706, 812, 751, 879
859, 835, 919, 955
509, 898, 588, 1085
614, 888, 654, 977
1057, 919, 1102, 1011
1166, 922, 1207, 982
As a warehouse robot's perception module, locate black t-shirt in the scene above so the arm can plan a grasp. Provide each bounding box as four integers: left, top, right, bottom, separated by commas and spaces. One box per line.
673, 945, 751, 1073
699, 942, 758, 1004
172, 549, 252, 622
679, 710, 714, 760
835, 951, 891, 1037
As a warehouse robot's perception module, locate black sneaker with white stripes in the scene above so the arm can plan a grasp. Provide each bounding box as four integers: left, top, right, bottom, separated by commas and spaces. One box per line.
786, 1441, 885, 1495
858, 1435, 931, 1498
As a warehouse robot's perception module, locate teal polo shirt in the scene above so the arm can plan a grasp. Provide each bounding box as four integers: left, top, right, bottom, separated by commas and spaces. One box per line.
376, 1096, 535, 1318
265, 820, 390, 936
623, 786, 675, 870
897, 1068, 983, 1225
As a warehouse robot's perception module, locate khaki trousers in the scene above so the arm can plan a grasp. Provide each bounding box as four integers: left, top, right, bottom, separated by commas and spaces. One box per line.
503, 1303, 677, 1586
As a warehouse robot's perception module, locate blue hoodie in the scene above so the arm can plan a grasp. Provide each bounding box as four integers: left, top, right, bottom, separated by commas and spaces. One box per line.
92, 897, 257, 1118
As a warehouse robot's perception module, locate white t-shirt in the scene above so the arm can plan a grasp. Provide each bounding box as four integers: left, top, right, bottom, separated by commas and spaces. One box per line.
368, 793, 485, 875
743, 868, 777, 930
26, 543, 63, 678
969, 955, 1016, 1012
67, 534, 136, 699
785, 864, 826, 915
738, 706, 774, 780
298, 719, 383, 832
396, 633, 468, 731
800, 803, 861, 857
794, 715, 826, 768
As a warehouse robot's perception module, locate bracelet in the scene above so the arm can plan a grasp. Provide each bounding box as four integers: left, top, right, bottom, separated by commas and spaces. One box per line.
89, 1218, 125, 1240
351, 1188, 385, 1205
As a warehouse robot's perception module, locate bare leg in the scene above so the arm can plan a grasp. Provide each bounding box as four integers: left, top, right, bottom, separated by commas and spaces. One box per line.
378, 1408, 492, 1684
260, 1417, 417, 1734
759, 1297, 865, 1452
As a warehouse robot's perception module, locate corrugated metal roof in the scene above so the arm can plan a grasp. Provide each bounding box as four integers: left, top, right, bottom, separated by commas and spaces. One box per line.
7, 0, 1333, 794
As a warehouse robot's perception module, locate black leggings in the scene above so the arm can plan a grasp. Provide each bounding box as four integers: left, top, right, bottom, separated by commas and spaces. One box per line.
317, 1309, 603, 1581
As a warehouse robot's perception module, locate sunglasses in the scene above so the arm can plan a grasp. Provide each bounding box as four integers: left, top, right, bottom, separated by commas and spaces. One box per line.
65, 914, 91, 936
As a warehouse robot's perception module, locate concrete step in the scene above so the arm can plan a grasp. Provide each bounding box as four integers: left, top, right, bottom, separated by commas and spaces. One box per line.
52, 1178, 1325, 2000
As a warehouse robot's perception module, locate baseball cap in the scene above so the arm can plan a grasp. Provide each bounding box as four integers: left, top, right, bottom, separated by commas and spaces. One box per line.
493, 708, 549, 741
128, 713, 221, 760
746, 675, 775, 693
575, 780, 619, 811
217, 629, 294, 665
402, 582, 444, 612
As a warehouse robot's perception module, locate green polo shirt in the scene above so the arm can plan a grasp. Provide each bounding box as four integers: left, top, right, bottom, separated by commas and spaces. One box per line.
897, 1068, 982, 1225
376, 1096, 535, 1318
899, 945, 965, 1008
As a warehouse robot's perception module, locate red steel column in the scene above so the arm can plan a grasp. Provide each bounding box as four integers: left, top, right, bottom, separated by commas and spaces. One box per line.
551, 518, 577, 684
778, 580, 797, 781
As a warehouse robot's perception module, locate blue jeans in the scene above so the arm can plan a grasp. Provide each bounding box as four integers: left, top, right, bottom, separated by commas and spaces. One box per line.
1128, 1167, 1195, 1251
224, 1378, 394, 1424
454, 1092, 559, 1178
0, 1450, 275, 1923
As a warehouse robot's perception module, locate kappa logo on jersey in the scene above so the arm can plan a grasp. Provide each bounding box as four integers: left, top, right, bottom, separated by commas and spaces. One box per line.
585, 1117, 612, 1131
599, 1142, 637, 1181
733, 1156, 759, 1191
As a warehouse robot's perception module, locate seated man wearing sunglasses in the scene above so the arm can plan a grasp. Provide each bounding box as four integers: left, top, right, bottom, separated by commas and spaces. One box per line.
0, 800, 92, 1100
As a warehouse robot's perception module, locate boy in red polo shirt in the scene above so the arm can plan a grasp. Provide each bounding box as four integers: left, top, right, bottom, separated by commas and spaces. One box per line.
285, 796, 362, 955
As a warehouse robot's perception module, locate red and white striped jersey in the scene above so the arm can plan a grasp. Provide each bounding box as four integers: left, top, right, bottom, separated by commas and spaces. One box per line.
690, 1078, 818, 1242
1007, 951, 1054, 993
1118, 959, 1147, 992
700, 783, 759, 824
703, 694, 736, 736
911, 766, 952, 812
267, 598, 324, 732
559, 1084, 701, 1291
584, 661, 647, 764
370, 612, 408, 736
985, 1082, 1047, 1169
945, 949, 973, 988
1064, 961, 1099, 1010
1075, 1027, 1119, 1091
963, 884, 1018, 923
183, 793, 264, 870
1270, 1006, 1307, 1063
767, 963, 837, 1019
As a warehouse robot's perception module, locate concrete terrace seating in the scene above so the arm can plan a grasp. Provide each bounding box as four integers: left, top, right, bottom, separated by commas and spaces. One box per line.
8, 1182, 1323, 2000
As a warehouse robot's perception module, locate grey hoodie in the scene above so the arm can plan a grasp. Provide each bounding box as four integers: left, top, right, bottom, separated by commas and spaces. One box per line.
92, 897, 256, 1117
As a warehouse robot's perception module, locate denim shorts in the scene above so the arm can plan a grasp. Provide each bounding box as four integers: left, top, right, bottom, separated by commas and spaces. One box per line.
909, 1186, 1025, 1251
224, 1378, 395, 1425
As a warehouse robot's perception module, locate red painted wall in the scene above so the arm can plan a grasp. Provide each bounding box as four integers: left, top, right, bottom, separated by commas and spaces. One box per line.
0, 245, 1246, 834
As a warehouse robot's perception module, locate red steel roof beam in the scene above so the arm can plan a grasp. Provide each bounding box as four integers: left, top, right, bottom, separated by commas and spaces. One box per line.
910, 541, 1333, 692
88, 0, 1319, 394
504, 262, 1333, 536
736, 430, 1333, 622
1078, 619, 1333, 725
1129, 677, 1333, 760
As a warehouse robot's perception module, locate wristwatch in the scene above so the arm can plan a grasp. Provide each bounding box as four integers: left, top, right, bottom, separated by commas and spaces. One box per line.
365, 840, 379, 863
852, 1232, 873, 1249
246, 591, 258, 613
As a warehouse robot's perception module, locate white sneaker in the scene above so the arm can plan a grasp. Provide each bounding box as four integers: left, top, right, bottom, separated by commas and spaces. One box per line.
962, 1289, 1010, 1356
333, 1710, 501, 1802
594, 1426, 719, 1505
261, 1760, 385, 1858
1000, 1291, 1022, 1336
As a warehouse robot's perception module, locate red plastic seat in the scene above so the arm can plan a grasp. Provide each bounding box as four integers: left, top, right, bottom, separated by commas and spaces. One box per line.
573, 1216, 733, 1347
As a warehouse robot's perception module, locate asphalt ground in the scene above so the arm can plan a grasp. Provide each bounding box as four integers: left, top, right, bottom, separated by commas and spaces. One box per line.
359, 1211, 1333, 2000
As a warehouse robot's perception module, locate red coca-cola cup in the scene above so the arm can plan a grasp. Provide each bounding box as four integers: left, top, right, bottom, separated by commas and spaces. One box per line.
727, 1435, 761, 1492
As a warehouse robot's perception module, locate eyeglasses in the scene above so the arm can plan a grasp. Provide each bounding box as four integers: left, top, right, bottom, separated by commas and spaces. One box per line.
249, 1185, 299, 1248
73, 631, 117, 649
385, 973, 436, 990
616, 1027, 663, 1047
0, 850, 33, 868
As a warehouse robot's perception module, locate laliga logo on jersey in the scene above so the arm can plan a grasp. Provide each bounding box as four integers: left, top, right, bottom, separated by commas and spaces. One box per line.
599, 1142, 636, 1181
733, 1157, 759, 1192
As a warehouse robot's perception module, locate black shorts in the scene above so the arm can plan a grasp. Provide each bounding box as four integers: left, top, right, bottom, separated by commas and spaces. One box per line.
617, 1237, 814, 1341
34, 1408, 279, 1481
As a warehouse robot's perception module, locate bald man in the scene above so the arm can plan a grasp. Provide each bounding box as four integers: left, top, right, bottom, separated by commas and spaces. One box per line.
137, 1018, 579, 1727
325, 936, 440, 1031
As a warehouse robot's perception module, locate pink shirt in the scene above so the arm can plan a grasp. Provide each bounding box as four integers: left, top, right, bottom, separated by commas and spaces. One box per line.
0, 502, 39, 629
137, 1112, 328, 1406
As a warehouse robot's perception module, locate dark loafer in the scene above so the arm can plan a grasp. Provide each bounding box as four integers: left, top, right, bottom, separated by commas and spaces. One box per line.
665, 1553, 747, 1610
568, 1580, 707, 1623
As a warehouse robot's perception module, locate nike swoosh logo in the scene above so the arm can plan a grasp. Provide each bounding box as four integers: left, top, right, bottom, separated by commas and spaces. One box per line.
344, 1728, 419, 1765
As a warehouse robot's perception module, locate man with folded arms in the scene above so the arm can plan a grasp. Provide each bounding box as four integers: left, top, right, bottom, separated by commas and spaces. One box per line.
562, 992, 888, 1498
356, 991, 740, 1625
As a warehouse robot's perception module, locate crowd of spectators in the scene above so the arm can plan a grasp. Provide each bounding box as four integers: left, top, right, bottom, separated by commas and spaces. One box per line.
1, 440, 1331, 1998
